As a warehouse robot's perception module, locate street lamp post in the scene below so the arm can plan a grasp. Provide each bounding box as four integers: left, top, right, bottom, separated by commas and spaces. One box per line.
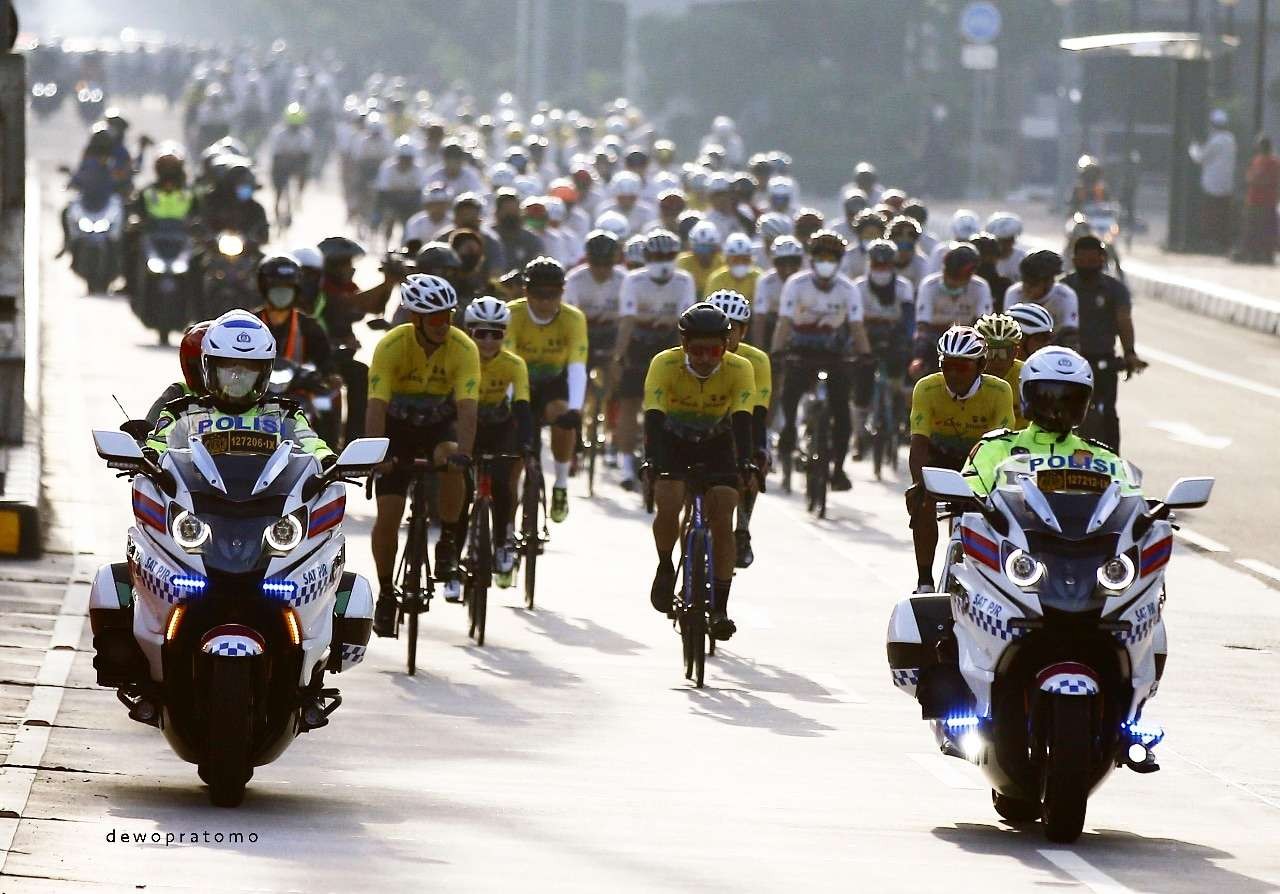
1255, 0, 1270, 136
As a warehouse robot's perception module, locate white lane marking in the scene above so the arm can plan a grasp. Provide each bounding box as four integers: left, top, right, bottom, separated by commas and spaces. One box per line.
1137, 344, 1280, 401
1175, 527, 1230, 553
907, 753, 984, 790
1236, 558, 1280, 584
1039, 849, 1134, 893
1147, 420, 1232, 450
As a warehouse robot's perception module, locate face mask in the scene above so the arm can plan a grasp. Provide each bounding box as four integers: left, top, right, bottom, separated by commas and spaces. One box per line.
729, 263, 751, 279
813, 260, 839, 279
526, 218, 546, 232
267, 286, 295, 309
896, 240, 915, 253
235, 184, 253, 201
648, 260, 675, 282
869, 269, 894, 286
942, 282, 966, 297
213, 363, 259, 400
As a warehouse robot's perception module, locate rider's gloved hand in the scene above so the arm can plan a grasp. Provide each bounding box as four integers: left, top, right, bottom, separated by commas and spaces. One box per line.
141, 446, 160, 465
320, 454, 338, 472
554, 409, 582, 430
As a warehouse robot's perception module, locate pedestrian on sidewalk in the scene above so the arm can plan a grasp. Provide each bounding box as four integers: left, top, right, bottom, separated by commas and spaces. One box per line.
1189, 109, 1237, 255
1236, 135, 1280, 264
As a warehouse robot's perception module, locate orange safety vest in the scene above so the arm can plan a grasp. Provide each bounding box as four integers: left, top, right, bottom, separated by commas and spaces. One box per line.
259, 309, 305, 363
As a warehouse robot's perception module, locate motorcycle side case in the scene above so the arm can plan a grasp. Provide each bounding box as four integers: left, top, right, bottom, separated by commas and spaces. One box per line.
88, 562, 148, 688
327, 572, 373, 673
886, 595, 954, 699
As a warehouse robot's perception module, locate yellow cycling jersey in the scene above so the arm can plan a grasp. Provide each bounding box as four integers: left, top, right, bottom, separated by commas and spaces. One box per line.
734, 341, 772, 410
676, 252, 720, 299
910, 372, 1015, 467
368, 324, 480, 422
1001, 359, 1028, 430
504, 299, 589, 384
643, 347, 755, 441
705, 266, 760, 303
476, 348, 531, 422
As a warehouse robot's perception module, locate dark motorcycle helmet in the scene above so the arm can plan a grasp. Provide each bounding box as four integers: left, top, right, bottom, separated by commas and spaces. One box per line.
678, 302, 731, 338
318, 235, 366, 268
1020, 249, 1064, 282
415, 241, 462, 274
584, 229, 621, 264
523, 255, 566, 289
257, 254, 301, 299
86, 126, 115, 156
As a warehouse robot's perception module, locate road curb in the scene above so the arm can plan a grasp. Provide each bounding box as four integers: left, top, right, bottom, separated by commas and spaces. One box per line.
1126, 263, 1280, 336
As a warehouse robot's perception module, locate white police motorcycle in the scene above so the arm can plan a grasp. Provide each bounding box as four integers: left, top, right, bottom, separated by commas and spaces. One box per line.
887, 455, 1212, 842
89, 426, 387, 807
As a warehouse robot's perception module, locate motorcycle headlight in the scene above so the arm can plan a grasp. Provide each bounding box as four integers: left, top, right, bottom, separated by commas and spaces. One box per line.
1097, 554, 1136, 591
217, 233, 245, 257
171, 510, 210, 552
264, 513, 304, 553
147, 257, 167, 274
93, 218, 112, 233
171, 257, 189, 275
77, 216, 95, 232
1004, 549, 1045, 588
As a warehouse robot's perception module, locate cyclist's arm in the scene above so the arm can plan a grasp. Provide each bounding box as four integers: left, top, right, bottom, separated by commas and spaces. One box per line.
454, 399, 478, 457
614, 316, 634, 361
907, 377, 933, 485
642, 358, 670, 469
849, 320, 871, 356
514, 400, 534, 450
566, 310, 589, 411
909, 434, 932, 487
729, 358, 756, 463
365, 398, 388, 439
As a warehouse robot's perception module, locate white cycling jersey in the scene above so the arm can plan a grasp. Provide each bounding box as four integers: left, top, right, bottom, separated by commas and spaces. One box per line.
914, 272, 994, 329
1003, 281, 1080, 332
564, 264, 626, 324
854, 274, 914, 324
778, 271, 863, 329
619, 268, 697, 325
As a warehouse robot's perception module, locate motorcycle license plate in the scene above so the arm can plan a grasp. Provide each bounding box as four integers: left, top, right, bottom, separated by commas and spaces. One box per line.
1036, 468, 1110, 494
201, 431, 279, 455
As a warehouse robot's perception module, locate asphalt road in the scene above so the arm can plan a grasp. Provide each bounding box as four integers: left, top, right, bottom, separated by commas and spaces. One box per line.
0, 101, 1275, 893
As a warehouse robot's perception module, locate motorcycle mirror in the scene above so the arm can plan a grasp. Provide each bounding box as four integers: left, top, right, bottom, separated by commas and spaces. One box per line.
332, 437, 389, 477
366, 317, 391, 331
921, 467, 975, 503
1162, 476, 1213, 510
94, 429, 145, 466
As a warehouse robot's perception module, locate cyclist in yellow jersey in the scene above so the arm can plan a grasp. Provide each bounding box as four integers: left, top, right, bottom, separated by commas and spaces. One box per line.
504, 257, 589, 523
464, 297, 535, 587
975, 312, 1028, 430
705, 232, 761, 303
643, 303, 757, 642
706, 289, 771, 569
367, 275, 480, 632
907, 326, 1014, 593
677, 219, 723, 298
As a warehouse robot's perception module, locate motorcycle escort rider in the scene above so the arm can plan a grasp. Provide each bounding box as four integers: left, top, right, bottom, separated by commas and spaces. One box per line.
124, 143, 199, 301
254, 255, 334, 377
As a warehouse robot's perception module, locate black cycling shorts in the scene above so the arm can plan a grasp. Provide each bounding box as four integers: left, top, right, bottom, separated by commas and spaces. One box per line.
530, 373, 569, 420
375, 416, 456, 498
620, 328, 676, 399
655, 430, 739, 490
475, 416, 518, 456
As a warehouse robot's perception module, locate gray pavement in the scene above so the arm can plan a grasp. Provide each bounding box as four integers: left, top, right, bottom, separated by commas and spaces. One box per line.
0, 102, 1274, 892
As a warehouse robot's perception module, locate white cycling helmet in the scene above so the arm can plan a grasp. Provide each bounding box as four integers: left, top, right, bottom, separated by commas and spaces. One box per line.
594, 210, 630, 240
611, 170, 643, 197
652, 170, 681, 191
985, 211, 1023, 240
936, 324, 987, 361
623, 234, 648, 266
1020, 346, 1094, 434
201, 310, 277, 411
706, 289, 751, 323
949, 208, 982, 241
488, 161, 517, 188
394, 135, 417, 158
767, 175, 795, 199
464, 295, 511, 328
513, 175, 541, 199
689, 219, 722, 249
723, 232, 754, 257
1007, 302, 1056, 336
644, 228, 680, 256
291, 246, 323, 271
706, 172, 732, 195
769, 235, 805, 259
757, 211, 793, 240
400, 273, 458, 314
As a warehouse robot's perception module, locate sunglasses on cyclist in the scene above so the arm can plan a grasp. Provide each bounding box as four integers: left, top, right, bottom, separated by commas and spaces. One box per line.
470, 328, 505, 341
685, 344, 726, 361
419, 310, 452, 325
940, 357, 981, 374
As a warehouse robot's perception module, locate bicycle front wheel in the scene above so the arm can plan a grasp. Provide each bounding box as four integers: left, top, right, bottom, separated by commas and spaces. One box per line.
684, 529, 709, 688
469, 499, 492, 646
522, 474, 541, 611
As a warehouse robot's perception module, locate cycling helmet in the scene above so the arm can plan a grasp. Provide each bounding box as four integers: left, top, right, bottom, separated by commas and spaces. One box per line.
807, 229, 848, 257
1020, 249, 1064, 281
257, 254, 301, 297
488, 161, 517, 188
769, 150, 793, 174
644, 228, 681, 256
1076, 154, 1102, 175
585, 229, 621, 264
623, 234, 648, 266
866, 239, 897, 266
201, 310, 277, 412
853, 208, 885, 237
975, 313, 1023, 347
842, 189, 869, 216
611, 170, 643, 197
1020, 346, 1094, 434
179, 321, 212, 392
415, 241, 462, 272
706, 289, 751, 323
765, 175, 794, 200
770, 235, 805, 259
888, 215, 923, 240
594, 210, 630, 240
949, 209, 982, 241
524, 256, 566, 288
1007, 302, 1055, 336
757, 211, 793, 240
985, 212, 1023, 240
464, 295, 511, 328
291, 246, 323, 271
942, 243, 981, 275
688, 220, 722, 249
881, 188, 908, 210
400, 273, 458, 314
723, 232, 754, 257
678, 302, 731, 337
317, 235, 366, 264
705, 172, 732, 195
936, 325, 987, 361
104, 107, 129, 131
677, 210, 704, 243
902, 201, 928, 225
549, 179, 580, 205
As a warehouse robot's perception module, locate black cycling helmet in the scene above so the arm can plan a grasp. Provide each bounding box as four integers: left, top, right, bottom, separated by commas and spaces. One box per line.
1020, 249, 1064, 282
807, 228, 848, 257
257, 254, 301, 297
969, 232, 1001, 260
943, 243, 981, 275
677, 210, 704, 243
678, 302, 731, 338
415, 241, 462, 272
523, 255, 566, 288
317, 235, 366, 264
866, 239, 897, 265
584, 229, 620, 264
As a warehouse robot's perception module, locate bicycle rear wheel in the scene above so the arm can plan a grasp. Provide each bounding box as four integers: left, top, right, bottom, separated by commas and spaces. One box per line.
401, 508, 428, 677
688, 530, 709, 688
806, 413, 830, 518
586, 412, 600, 498
522, 472, 541, 611
469, 500, 492, 646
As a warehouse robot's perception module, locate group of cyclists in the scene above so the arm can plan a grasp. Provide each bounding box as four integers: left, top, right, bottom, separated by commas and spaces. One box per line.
55, 46, 1149, 664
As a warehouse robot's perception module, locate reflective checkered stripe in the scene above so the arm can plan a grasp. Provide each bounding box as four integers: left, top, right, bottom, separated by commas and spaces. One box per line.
1036, 662, 1099, 696
130, 557, 196, 605
208, 641, 257, 657
891, 668, 919, 689
964, 603, 1023, 642
1115, 612, 1160, 646
199, 625, 266, 658
340, 644, 367, 667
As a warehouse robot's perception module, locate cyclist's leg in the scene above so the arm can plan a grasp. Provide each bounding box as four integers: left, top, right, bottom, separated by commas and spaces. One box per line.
433, 439, 466, 599
735, 472, 759, 567
371, 495, 408, 586
906, 483, 939, 591
828, 366, 854, 479
545, 394, 574, 521
650, 477, 685, 612
706, 483, 741, 637
777, 365, 807, 456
